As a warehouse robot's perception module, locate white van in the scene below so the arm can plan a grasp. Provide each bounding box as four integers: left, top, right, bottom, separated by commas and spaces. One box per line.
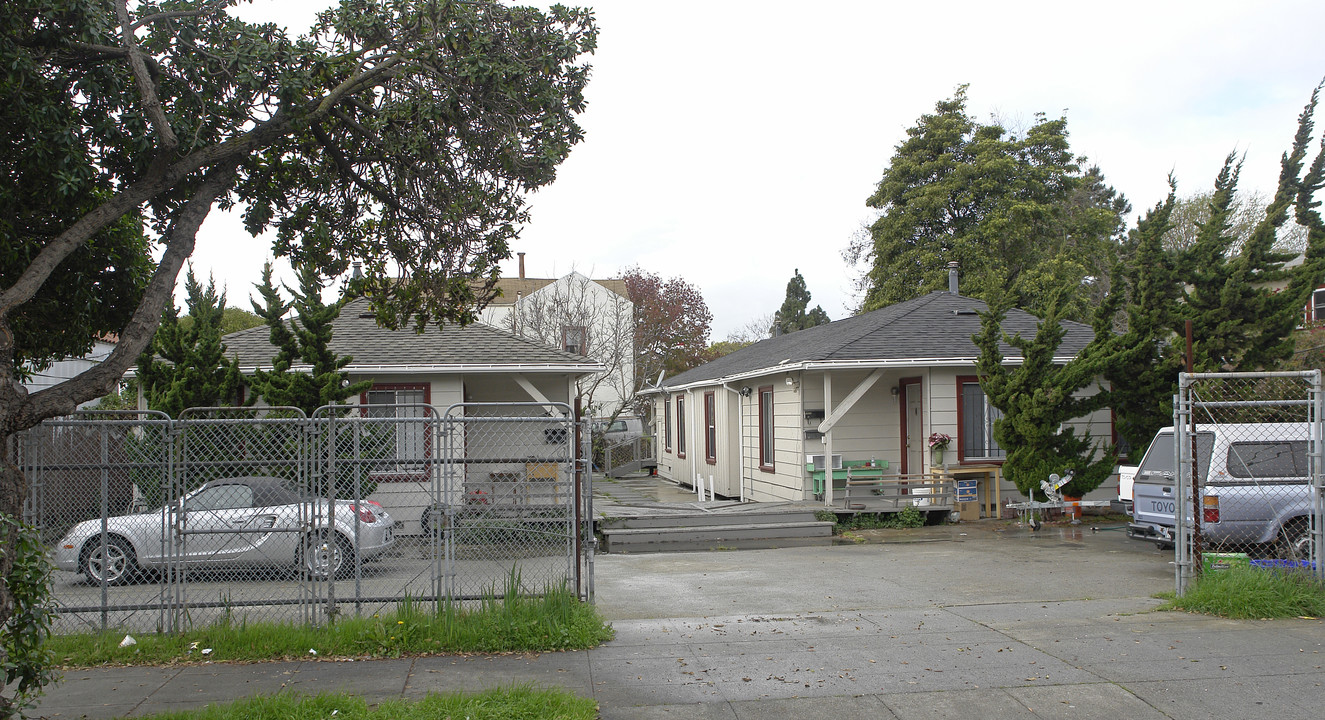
1127, 423, 1316, 557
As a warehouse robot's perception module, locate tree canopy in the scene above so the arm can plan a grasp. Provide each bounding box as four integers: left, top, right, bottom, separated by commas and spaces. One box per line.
0, 0, 597, 435
1106, 85, 1325, 452
622, 266, 713, 413
0, 1, 596, 709
850, 86, 1129, 321
975, 290, 1118, 499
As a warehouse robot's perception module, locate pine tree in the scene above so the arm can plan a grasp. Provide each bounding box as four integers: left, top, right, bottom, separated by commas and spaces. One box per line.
1106, 84, 1325, 452
1101, 186, 1184, 455
137, 268, 246, 418
856, 86, 1129, 320
774, 269, 830, 334
975, 289, 1117, 499
248, 263, 371, 416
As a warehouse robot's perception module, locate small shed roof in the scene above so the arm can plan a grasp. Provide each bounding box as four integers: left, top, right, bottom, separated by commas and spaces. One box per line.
659, 291, 1095, 391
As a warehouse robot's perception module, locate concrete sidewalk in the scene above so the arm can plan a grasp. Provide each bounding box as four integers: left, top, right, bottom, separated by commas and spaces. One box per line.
35, 522, 1325, 719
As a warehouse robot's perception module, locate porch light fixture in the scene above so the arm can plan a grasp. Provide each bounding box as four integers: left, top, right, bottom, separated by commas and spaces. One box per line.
890, 386, 899, 397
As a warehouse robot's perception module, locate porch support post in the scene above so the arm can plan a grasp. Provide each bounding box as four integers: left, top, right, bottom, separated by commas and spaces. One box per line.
816, 368, 884, 434
823, 372, 833, 506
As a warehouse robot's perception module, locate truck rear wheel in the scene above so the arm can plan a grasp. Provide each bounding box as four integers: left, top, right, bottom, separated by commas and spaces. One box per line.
1276, 518, 1310, 560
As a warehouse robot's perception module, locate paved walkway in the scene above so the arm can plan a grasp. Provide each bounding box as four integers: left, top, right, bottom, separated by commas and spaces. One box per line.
35, 518, 1325, 719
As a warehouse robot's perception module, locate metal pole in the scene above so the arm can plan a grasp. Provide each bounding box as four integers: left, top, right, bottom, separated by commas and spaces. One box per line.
1185, 322, 1203, 581
573, 397, 583, 599
1174, 386, 1190, 595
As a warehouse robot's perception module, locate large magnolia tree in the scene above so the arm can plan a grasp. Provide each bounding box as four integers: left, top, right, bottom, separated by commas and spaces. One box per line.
0, 0, 595, 709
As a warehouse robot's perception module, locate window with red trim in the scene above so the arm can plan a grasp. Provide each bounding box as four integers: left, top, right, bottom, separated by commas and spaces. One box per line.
758, 386, 774, 471
704, 391, 717, 464
562, 325, 588, 355
956, 376, 1005, 462
664, 397, 672, 452
677, 396, 687, 458
361, 383, 431, 480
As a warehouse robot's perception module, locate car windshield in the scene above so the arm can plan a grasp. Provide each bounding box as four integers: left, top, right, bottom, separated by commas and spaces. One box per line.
1136, 432, 1214, 483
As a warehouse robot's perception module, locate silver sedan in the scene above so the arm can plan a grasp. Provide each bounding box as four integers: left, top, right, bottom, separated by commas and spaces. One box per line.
54, 476, 395, 585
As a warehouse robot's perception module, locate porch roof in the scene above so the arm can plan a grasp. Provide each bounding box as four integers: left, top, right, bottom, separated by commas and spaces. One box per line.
658, 291, 1094, 391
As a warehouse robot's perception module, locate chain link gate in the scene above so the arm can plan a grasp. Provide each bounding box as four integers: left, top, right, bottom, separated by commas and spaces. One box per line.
24, 403, 592, 634
440, 403, 588, 603
1174, 371, 1325, 594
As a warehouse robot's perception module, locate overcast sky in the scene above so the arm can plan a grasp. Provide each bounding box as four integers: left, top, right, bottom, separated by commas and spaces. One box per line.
191, 0, 1325, 338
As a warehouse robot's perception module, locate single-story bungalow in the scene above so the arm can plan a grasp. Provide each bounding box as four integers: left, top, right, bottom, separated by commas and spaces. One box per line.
219, 297, 605, 532
649, 286, 1117, 518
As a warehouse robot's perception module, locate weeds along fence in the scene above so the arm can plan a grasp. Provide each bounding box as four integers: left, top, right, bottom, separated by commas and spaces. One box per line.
1173, 372, 1325, 594
15, 403, 594, 634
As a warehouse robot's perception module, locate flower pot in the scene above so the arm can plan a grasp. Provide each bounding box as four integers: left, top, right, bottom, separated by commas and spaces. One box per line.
931, 448, 943, 466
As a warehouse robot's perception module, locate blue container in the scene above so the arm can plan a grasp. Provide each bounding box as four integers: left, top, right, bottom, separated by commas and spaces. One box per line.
1250, 559, 1317, 571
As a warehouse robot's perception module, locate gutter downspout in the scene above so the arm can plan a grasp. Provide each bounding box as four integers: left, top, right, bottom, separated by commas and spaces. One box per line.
823, 372, 833, 507
722, 383, 746, 503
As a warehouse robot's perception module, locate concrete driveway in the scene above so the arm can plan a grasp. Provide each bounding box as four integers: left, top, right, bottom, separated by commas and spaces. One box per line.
35, 519, 1325, 720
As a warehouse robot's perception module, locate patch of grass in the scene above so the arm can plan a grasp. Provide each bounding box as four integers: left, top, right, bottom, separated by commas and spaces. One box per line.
134, 686, 596, 720
1157, 566, 1325, 619
49, 576, 613, 668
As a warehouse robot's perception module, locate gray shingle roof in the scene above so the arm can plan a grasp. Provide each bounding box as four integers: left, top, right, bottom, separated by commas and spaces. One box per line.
660, 291, 1095, 390
221, 298, 600, 372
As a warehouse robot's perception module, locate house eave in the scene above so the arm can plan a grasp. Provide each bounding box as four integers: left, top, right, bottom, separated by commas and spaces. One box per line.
651, 356, 1078, 394
229, 362, 605, 376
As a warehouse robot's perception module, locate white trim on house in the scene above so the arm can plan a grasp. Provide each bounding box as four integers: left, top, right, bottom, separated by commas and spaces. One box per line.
649, 356, 1079, 395
232, 362, 604, 375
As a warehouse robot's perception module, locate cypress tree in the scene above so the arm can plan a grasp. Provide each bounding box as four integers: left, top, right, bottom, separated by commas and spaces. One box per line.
248, 263, 371, 416
137, 268, 246, 418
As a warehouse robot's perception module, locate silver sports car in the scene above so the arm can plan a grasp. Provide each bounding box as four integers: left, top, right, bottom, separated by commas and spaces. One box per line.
54, 476, 395, 585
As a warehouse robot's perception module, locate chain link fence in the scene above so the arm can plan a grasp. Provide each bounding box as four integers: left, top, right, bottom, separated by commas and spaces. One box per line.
18, 403, 592, 634
1171, 372, 1324, 593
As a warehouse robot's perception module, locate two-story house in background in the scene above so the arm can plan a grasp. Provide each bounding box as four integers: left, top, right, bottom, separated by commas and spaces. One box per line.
479, 253, 635, 418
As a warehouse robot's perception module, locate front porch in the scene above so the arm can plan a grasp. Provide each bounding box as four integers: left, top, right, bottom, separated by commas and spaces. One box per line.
808, 458, 1006, 521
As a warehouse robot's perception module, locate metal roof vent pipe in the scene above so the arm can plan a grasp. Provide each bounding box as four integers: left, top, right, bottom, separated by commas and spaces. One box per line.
947, 261, 960, 294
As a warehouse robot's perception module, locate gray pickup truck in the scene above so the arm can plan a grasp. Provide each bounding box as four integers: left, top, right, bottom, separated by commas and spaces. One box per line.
1128, 423, 1316, 558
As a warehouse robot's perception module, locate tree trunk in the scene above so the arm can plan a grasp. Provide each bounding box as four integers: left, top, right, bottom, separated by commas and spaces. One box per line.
0, 435, 27, 672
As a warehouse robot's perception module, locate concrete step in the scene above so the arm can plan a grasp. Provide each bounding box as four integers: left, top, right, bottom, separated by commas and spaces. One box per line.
599, 509, 822, 531
601, 520, 834, 553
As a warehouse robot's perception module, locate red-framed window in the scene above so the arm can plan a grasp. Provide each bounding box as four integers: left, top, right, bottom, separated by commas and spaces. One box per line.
562, 325, 588, 355
1307, 286, 1325, 324
663, 396, 672, 452
676, 396, 687, 459
1110, 407, 1131, 462
758, 386, 774, 472
360, 383, 432, 481
704, 391, 717, 464
955, 376, 1005, 463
